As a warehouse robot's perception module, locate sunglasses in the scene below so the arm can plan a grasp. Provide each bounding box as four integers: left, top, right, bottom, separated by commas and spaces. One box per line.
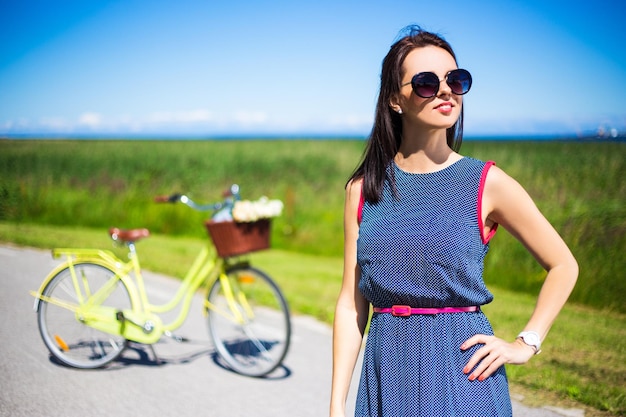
402, 69, 472, 98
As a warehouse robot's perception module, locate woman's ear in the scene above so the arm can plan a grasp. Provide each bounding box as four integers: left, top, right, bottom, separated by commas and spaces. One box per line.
389, 96, 402, 114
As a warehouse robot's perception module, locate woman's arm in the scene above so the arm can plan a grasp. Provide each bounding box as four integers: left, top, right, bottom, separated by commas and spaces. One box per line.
462, 165, 578, 381
330, 179, 370, 416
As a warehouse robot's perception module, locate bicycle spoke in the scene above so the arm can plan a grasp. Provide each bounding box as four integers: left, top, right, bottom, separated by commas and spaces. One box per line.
203, 300, 244, 324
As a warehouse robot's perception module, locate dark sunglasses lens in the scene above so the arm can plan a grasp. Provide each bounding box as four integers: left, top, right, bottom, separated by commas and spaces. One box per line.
411, 72, 439, 98
447, 69, 472, 95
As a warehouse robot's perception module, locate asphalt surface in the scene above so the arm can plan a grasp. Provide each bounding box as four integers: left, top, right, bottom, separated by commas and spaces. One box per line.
0, 244, 584, 417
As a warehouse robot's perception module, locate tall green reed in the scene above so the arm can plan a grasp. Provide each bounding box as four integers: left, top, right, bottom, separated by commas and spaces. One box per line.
0, 139, 623, 312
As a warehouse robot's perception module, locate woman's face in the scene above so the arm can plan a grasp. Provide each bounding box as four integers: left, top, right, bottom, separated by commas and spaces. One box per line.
392, 46, 463, 131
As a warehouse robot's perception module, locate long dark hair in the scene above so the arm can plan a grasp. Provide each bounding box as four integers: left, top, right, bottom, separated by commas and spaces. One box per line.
349, 26, 465, 203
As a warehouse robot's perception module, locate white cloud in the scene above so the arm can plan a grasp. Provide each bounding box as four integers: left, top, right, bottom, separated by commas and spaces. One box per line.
78, 112, 102, 127
232, 111, 268, 125
328, 113, 372, 131
8, 107, 620, 138
0, 109, 368, 136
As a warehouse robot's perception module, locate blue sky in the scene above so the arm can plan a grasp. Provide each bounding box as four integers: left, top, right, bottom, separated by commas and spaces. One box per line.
1, 0, 625, 138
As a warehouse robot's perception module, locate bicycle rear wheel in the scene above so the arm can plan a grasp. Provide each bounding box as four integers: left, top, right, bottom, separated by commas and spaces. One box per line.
37, 263, 132, 369
207, 265, 291, 377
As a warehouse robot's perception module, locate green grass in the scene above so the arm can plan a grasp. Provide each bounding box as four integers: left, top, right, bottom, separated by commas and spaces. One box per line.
0, 139, 361, 256
1, 139, 623, 313
2, 222, 624, 415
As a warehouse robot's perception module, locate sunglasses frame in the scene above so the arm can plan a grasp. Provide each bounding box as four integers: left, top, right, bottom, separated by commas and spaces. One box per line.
401, 69, 472, 99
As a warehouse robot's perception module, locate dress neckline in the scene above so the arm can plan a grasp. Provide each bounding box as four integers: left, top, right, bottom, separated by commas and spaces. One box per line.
392, 157, 466, 176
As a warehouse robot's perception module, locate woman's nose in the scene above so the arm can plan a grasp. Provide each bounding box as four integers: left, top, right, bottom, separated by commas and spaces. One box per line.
437, 78, 451, 96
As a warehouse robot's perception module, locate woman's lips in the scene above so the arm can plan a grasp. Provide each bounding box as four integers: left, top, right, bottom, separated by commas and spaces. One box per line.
435, 102, 453, 113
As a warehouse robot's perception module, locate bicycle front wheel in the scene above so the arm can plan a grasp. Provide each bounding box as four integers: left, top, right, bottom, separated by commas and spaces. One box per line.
37, 262, 132, 369
207, 265, 291, 377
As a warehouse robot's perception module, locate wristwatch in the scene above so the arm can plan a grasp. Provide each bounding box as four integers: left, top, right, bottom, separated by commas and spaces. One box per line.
517, 331, 542, 354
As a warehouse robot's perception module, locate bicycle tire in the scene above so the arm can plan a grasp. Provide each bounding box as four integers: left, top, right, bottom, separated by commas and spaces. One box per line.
37, 262, 132, 369
207, 265, 291, 377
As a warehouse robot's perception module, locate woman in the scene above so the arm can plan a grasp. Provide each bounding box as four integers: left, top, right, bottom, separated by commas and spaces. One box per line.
330, 26, 578, 417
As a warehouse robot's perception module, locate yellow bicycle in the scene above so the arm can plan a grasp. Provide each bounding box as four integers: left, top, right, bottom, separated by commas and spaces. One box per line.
30, 186, 291, 377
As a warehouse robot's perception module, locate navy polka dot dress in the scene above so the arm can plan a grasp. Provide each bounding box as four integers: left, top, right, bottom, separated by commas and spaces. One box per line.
355, 157, 512, 416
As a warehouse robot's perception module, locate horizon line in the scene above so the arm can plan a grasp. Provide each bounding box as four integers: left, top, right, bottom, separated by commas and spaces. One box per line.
2, 133, 624, 142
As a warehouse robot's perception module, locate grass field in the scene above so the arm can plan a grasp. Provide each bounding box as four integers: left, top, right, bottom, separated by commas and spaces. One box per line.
1, 139, 624, 312
1, 138, 625, 415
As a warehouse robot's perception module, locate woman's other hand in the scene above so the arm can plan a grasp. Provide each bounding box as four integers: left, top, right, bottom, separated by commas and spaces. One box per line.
460, 334, 536, 381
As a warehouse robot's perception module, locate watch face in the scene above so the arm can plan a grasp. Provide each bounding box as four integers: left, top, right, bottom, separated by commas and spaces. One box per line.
523, 333, 540, 345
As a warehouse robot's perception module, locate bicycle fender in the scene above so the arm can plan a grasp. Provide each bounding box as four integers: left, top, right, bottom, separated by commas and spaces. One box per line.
51, 248, 124, 265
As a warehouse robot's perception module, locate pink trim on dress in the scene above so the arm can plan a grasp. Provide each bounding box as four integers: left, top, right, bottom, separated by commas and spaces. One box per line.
478, 161, 498, 244
357, 185, 364, 224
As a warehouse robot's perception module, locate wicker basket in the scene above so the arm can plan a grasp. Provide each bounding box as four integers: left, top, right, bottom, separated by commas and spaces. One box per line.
205, 219, 271, 258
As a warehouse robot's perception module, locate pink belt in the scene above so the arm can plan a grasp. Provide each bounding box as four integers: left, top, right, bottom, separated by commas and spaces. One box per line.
373, 305, 480, 317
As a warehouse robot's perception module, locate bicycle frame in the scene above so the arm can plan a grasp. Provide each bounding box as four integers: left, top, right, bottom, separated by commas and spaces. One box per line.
31, 243, 240, 345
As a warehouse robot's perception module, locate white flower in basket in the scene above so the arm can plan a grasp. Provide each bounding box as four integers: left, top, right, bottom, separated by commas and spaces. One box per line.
232, 196, 283, 223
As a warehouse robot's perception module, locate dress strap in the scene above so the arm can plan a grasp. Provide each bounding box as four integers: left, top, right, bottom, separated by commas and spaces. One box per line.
478, 161, 498, 244
357, 183, 364, 224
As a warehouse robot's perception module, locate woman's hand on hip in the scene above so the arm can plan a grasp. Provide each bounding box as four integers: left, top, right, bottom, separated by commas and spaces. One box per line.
460, 334, 536, 381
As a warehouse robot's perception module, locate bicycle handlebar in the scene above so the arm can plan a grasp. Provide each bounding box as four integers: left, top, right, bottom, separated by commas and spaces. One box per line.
154, 184, 240, 212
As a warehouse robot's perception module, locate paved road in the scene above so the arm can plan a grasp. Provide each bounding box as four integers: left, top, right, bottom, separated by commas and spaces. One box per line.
0, 245, 583, 417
